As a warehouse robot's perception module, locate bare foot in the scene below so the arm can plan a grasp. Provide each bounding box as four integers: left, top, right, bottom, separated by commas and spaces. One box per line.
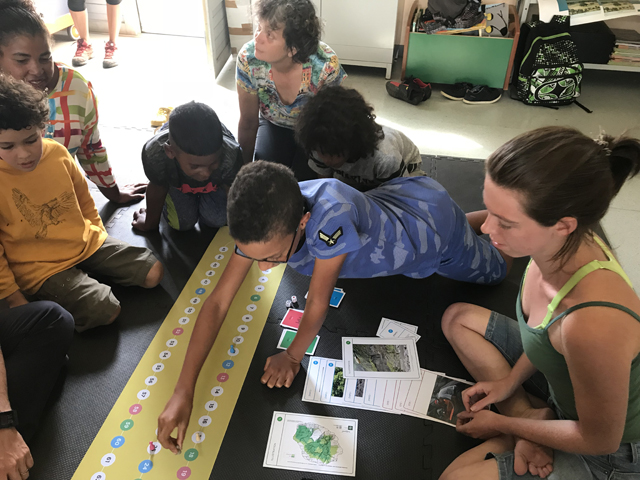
514, 437, 553, 478
513, 407, 556, 478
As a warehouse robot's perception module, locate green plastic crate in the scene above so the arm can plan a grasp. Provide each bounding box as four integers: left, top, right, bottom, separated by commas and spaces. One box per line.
406, 33, 514, 89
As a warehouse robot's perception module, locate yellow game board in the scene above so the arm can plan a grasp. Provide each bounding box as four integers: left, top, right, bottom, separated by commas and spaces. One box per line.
72, 227, 285, 480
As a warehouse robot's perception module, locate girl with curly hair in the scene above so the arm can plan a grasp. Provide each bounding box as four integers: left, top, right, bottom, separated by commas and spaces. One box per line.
236, 0, 347, 180
296, 86, 425, 191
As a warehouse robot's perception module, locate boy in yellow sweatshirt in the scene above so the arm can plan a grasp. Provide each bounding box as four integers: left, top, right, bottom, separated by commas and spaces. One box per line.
0, 75, 164, 331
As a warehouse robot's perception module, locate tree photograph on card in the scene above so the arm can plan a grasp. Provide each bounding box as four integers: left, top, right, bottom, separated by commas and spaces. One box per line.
331, 367, 345, 397
352, 344, 411, 372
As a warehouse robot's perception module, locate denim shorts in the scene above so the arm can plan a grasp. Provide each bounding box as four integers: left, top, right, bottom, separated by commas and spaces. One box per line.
484, 312, 640, 480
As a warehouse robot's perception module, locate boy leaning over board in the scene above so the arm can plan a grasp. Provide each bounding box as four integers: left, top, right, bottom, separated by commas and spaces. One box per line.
157, 160, 510, 454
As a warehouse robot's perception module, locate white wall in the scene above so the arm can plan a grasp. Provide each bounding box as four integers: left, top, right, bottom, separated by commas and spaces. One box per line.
87, 0, 141, 36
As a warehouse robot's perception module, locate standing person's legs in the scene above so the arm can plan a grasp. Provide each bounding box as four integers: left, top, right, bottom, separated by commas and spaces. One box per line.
103, 0, 122, 68
106, 0, 122, 44
198, 188, 228, 228
0, 301, 74, 442
68, 0, 94, 66
68, 0, 89, 42
254, 116, 315, 181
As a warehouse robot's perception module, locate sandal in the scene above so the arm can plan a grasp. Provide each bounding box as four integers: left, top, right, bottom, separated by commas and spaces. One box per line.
151, 106, 174, 128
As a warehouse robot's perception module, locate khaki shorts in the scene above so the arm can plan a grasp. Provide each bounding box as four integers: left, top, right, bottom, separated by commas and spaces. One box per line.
36, 237, 158, 332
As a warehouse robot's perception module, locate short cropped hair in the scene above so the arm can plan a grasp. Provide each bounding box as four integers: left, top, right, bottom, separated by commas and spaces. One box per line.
254, 0, 321, 63
168, 101, 223, 156
296, 86, 384, 162
0, 74, 49, 131
228, 161, 303, 243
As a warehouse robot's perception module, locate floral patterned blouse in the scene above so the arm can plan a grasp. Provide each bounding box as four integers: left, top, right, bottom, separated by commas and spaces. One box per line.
236, 40, 347, 129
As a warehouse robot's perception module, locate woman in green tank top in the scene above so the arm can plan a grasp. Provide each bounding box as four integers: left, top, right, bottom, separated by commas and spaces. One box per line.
440, 126, 640, 480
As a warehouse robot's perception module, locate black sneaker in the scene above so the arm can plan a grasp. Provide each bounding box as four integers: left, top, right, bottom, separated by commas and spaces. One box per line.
441, 82, 473, 101
463, 85, 502, 104
386, 77, 432, 105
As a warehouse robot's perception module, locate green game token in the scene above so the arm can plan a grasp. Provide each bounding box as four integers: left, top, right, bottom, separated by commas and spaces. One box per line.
250, 294, 261, 301
184, 448, 199, 461
346, 341, 351, 345
277, 417, 283, 421
120, 419, 134, 431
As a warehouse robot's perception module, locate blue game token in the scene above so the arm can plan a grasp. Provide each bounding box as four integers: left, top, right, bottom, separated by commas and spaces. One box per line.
329, 363, 333, 367
222, 360, 234, 369
196, 288, 206, 295
313, 360, 318, 365
138, 460, 153, 473
110, 436, 125, 448
388, 329, 393, 333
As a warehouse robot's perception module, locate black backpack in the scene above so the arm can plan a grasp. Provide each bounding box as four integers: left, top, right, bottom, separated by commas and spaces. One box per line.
515, 16, 588, 110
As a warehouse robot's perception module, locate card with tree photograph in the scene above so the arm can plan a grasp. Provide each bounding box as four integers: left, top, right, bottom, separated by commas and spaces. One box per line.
342, 337, 421, 380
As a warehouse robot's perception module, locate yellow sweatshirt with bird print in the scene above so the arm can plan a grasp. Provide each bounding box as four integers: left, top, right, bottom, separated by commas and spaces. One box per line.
0, 139, 107, 298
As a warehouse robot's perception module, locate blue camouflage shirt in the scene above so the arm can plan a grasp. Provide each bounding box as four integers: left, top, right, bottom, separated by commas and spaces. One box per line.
288, 177, 460, 279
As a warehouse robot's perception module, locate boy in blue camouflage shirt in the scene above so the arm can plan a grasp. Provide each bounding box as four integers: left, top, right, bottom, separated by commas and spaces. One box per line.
157, 161, 509, 454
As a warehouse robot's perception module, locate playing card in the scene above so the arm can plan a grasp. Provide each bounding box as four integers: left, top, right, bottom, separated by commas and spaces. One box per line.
329, 289, 346, 308
277, 329, 319, 355
280, 308, 304, 329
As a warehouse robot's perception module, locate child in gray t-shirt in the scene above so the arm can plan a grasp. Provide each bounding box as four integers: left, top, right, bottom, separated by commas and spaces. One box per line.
295, 86, 425, 191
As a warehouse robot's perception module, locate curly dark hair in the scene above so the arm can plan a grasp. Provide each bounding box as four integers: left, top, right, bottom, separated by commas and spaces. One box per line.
227, 161, 303, 244
254, 0, 321, 63
295, 86, 384, 162
0, 74, 49, 131
0, 0, 50, 51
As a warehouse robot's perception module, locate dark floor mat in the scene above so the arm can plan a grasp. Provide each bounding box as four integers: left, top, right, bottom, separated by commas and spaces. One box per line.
25, 155, 569, 479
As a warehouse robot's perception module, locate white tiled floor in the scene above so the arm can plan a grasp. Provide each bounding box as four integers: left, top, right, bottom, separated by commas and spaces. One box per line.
52, 32, 640, 286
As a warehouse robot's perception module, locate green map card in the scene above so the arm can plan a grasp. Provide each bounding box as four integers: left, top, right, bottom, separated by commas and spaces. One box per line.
263, 411, 358, 476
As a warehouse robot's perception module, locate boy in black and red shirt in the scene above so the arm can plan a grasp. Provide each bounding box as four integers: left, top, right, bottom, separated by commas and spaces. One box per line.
133, 102, 243, 232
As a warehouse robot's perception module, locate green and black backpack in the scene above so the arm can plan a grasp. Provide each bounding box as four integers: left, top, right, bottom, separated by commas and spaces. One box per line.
515, 16, 587, 109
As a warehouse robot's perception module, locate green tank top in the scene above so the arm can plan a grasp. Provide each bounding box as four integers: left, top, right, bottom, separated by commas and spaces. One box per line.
517, 237, 640, 443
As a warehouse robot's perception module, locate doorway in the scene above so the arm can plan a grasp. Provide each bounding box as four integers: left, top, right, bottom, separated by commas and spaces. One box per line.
136, 0, 231, 77
136, 0, 206, 37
